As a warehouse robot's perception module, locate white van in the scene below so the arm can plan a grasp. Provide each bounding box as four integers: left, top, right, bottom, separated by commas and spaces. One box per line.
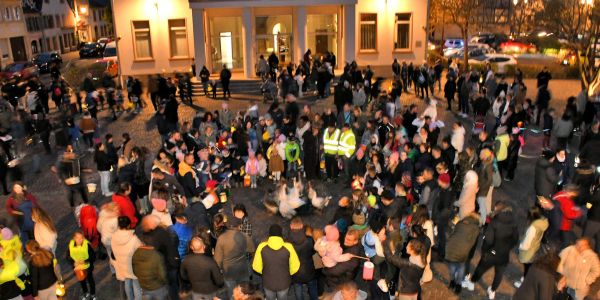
103, 41, 117, 61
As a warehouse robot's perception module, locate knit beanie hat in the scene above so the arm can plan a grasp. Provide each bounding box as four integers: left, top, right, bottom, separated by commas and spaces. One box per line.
269, 224, 283, 237
325, 225, 340, 242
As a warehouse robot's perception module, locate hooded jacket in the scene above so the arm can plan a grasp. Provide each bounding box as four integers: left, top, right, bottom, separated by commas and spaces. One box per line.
534, 158, 558, 197
481, 210, 519, 264
455, 170, 478, 219
445, 213, 480, 263
252, 236, 300, 291
289, 229, 316, 284
518, 218, 549, 263
112, 193, 138, 228
214, 229, 254, 281
111, 229, 142, 281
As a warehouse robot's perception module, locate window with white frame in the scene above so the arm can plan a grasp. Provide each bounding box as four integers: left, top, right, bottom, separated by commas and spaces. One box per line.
394, 13, 412, 50
168, 19, 188, 58
4, 7, 12, 21
132, 20, 152, 59
359, 13, 377, 51
13, 7, 20, 20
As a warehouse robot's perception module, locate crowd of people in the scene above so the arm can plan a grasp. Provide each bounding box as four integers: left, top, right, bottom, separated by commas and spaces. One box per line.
0, 47, 599, 300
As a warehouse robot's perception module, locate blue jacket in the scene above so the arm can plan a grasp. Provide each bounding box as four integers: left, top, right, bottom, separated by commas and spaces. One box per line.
171, 223, 193, 258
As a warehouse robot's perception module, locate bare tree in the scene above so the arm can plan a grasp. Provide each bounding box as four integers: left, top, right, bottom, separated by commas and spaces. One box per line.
511, 0, 544, 36
543, 0, 600, 96
440, 0, 484, 71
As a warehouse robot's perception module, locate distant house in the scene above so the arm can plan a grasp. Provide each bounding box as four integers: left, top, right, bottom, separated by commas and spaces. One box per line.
112, 0, 429, 79
0, 0, 28, 65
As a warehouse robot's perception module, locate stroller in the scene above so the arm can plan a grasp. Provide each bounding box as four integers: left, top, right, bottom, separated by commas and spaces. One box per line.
261, 78, 278, 103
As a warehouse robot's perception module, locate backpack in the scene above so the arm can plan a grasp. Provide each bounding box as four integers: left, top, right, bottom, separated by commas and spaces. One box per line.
53, 87, 62, 97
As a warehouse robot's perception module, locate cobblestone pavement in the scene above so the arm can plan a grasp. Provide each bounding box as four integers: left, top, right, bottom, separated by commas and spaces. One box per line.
0, 78, 583, 300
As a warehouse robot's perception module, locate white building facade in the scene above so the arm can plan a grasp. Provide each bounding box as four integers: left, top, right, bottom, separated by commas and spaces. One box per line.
113, 0, 429, 79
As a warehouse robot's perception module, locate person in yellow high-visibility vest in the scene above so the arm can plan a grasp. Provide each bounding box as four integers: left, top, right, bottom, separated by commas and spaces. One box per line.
338, 123, 356, 179
67, 231, 96, 299
323, 123, 340, 180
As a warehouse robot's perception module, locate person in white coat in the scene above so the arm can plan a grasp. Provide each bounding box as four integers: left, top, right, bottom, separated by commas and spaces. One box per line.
96, 202, 120, 274
111, 216, 143, 300
32, 207, 57, 255
451, 122, 466, 154
455, 170, 479, 220
558, 237, 600, 300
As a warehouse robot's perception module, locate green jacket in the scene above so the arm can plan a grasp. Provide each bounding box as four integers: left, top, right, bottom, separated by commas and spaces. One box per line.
132, 247, 167, 291
285, 142, 300, 162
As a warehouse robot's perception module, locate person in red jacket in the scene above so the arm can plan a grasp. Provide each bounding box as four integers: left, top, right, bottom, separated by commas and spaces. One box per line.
5, 182, 39, 245
112, 182, 139, 228
553, 184, 582, 249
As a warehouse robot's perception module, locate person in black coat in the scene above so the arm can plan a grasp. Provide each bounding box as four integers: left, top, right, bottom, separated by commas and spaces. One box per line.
534, 150, 558, 198
463, 202, 519, 298
432, 173, 454, 258
180, 237, 224, 298
513, 252, 562, 300
303, 126, 320, 181
444, 75, 456, 111
384, 239, 426, 299
164, 95, 179, 132
322, 228, 364, 288
140, 216, 181, 300
289, 217, 318, 300
220, 65, 232, 99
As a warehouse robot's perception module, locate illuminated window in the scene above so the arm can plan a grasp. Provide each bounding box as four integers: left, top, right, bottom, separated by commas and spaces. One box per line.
132, 20, 152, 59
169, 19, 189, 58
359, 13, 377, 51
394, 13, 412, 50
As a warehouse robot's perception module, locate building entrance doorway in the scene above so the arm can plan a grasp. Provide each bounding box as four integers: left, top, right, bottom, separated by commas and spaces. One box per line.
219, 32, 233, 69
10, 37, 27, 61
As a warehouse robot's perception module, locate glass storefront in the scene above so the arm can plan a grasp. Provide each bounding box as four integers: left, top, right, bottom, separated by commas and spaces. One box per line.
209, 16, 243, 72
255, 15, 293, 65
307, 14, 338, 61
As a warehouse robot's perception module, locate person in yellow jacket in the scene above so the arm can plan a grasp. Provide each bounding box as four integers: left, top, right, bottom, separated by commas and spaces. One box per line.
252, 224, 300, 299
67, 231, 97, 300
494, 127, 510, 178
338, 123, 356, 179
323, 123, 341, 181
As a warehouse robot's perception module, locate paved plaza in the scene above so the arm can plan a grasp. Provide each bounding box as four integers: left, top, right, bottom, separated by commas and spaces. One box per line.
0, 78, 584, 299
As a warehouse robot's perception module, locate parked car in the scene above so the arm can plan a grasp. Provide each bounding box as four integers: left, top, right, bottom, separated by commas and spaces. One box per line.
444, 43, 494, 58
500, 39, 537, 54
32, 52, 62, 73
470, 33, 508, 50
102, 42, 117, 60
97, 37, 112, 45
79, 42, 104, 58
0, 62, 39, 80
444, 38, 464, 49
468, 53, 517, 74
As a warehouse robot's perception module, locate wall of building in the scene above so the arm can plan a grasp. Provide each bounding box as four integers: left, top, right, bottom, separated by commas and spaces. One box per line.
353, 0, 428, 68
0, 0, 29, 65
41, 0, 77, 53
113, 0, 194, 77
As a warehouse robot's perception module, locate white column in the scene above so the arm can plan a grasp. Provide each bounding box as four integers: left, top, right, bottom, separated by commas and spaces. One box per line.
343, 4, 356, 63
192, 9, 207, 80
296, 6, 307, 62
242, 7, 254, 79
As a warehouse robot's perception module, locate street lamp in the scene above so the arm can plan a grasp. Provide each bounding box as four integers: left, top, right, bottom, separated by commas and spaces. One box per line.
79, 5, 88, 16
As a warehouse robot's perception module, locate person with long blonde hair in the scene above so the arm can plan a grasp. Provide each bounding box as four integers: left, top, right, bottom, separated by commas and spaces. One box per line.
32, 206, 57, 255
26, 240, 58, 300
